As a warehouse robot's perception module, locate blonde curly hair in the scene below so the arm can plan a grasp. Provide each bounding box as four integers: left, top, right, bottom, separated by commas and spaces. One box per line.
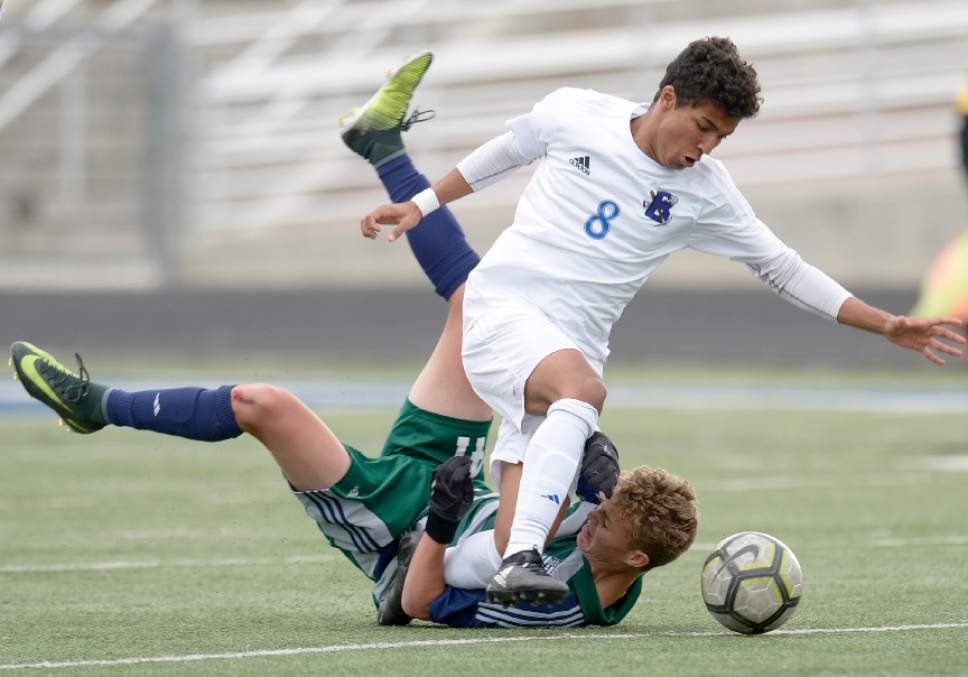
610, 466, 698, 571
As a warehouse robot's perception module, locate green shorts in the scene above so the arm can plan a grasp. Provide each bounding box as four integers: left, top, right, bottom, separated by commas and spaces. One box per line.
291, 399, 493, 580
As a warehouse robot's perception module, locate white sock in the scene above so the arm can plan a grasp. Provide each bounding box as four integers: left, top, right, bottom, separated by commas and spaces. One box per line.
504, 398, 599, 558
443, 530, 503, 589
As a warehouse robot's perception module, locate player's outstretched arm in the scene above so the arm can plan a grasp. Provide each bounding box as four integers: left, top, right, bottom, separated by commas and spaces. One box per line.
836, 297, 965, 365
361, 169, 473, 242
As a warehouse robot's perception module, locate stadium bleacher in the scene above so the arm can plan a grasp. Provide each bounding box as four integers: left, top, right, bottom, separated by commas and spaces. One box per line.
0, 0, 966, 290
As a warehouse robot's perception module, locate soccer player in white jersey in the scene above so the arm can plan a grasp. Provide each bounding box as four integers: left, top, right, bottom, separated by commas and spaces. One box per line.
361, 37, 966, 604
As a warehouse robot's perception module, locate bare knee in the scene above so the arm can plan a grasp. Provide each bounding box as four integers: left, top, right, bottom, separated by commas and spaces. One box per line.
231, 383, 297, 432
548, 376, 607, 414
566, 376, 607, 413
525, 351, 607, 415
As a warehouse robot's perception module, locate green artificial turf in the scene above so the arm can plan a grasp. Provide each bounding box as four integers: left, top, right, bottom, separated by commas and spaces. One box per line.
1, 377, 967, 675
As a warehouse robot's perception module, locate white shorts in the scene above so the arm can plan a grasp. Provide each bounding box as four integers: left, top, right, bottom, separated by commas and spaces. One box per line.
488, 415, 542, 488
462, 290, 603, 487
462, 299, 578, 431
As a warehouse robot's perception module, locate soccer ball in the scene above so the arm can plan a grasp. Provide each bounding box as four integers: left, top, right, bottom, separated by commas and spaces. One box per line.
700, 531, 803, 634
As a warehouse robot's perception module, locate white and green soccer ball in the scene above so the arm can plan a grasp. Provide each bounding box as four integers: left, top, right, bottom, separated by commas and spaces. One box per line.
701, 531, 803, 634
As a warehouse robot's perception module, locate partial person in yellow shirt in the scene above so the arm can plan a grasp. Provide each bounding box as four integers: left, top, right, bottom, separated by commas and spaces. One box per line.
911, 77, 968, 330
958, 80, 968, 179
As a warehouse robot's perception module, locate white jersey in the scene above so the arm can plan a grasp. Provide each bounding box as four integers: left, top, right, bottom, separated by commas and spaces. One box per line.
463, 87, 849, 366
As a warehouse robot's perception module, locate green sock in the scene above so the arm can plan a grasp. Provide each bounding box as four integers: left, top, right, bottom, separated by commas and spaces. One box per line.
81, 381, 111, 425
345, 128, 405, 168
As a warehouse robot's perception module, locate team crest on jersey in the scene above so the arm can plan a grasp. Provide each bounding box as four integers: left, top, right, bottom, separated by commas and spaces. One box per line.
643, 190, 679, 225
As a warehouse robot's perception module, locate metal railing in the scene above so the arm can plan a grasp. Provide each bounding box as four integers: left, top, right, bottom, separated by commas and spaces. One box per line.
191, 0, 968, 233
0, 0, 184, 289
1, 0, 966, 290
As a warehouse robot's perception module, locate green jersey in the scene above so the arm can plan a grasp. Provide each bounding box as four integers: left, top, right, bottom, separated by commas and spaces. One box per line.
428, 498, 643, 628
289, 399, 642, 628
290, 400, 492, 579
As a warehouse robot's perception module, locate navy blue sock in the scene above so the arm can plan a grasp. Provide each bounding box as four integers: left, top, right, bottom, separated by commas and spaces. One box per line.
105, 385, 243, 442
377, 154, 480, 300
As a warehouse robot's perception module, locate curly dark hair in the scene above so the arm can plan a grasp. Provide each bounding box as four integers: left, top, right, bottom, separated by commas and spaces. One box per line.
652, 37, 762, 119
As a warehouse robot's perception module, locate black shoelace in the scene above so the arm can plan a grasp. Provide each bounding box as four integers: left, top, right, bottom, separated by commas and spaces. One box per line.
39, 353, 90, 403
401, 108, 435, 131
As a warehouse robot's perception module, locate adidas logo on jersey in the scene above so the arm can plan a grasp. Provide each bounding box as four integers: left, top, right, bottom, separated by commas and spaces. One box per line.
569, 155, 591, 176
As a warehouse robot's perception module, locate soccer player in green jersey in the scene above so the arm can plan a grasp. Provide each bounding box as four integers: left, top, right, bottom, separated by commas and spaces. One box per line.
396, 455, 695, 627
11, 324, 694, 629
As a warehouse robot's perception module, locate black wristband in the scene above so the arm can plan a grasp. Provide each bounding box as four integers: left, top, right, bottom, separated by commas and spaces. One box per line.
426, 512, 460, 544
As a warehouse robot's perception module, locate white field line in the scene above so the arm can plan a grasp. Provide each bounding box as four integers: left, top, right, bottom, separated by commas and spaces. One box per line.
4, 531, 967, 575
0, 471, 947, 512
2, 622, 967, 671
874, 536, 968, 547
919, 456, 968, 472
697, 472, 938, 493
685, 536, 968, 553
0, 553, 337, 574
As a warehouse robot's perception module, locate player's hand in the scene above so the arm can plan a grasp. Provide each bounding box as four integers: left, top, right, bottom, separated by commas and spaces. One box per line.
883, 315, 965, 365
576, 431, 620, 504
426, 456, 474, 543
360, 201, 423, 242
430, 456, 474, 520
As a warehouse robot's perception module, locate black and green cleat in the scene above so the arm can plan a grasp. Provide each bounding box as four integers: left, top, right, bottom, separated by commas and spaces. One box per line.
339, 50, 435, 167
376, 529, 423, 626
10, 341, 109, 433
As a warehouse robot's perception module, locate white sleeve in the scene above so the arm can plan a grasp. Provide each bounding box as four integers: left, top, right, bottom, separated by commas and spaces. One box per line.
442, 529, 502, 589
746, 246, 853, 321
456, 88, 567, 191
690, 165, 852, 321
456, 132, 536, 192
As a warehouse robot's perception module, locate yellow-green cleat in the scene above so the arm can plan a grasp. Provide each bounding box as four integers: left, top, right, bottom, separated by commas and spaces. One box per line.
10, 341, 108, 433
339, 50, 435, 167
